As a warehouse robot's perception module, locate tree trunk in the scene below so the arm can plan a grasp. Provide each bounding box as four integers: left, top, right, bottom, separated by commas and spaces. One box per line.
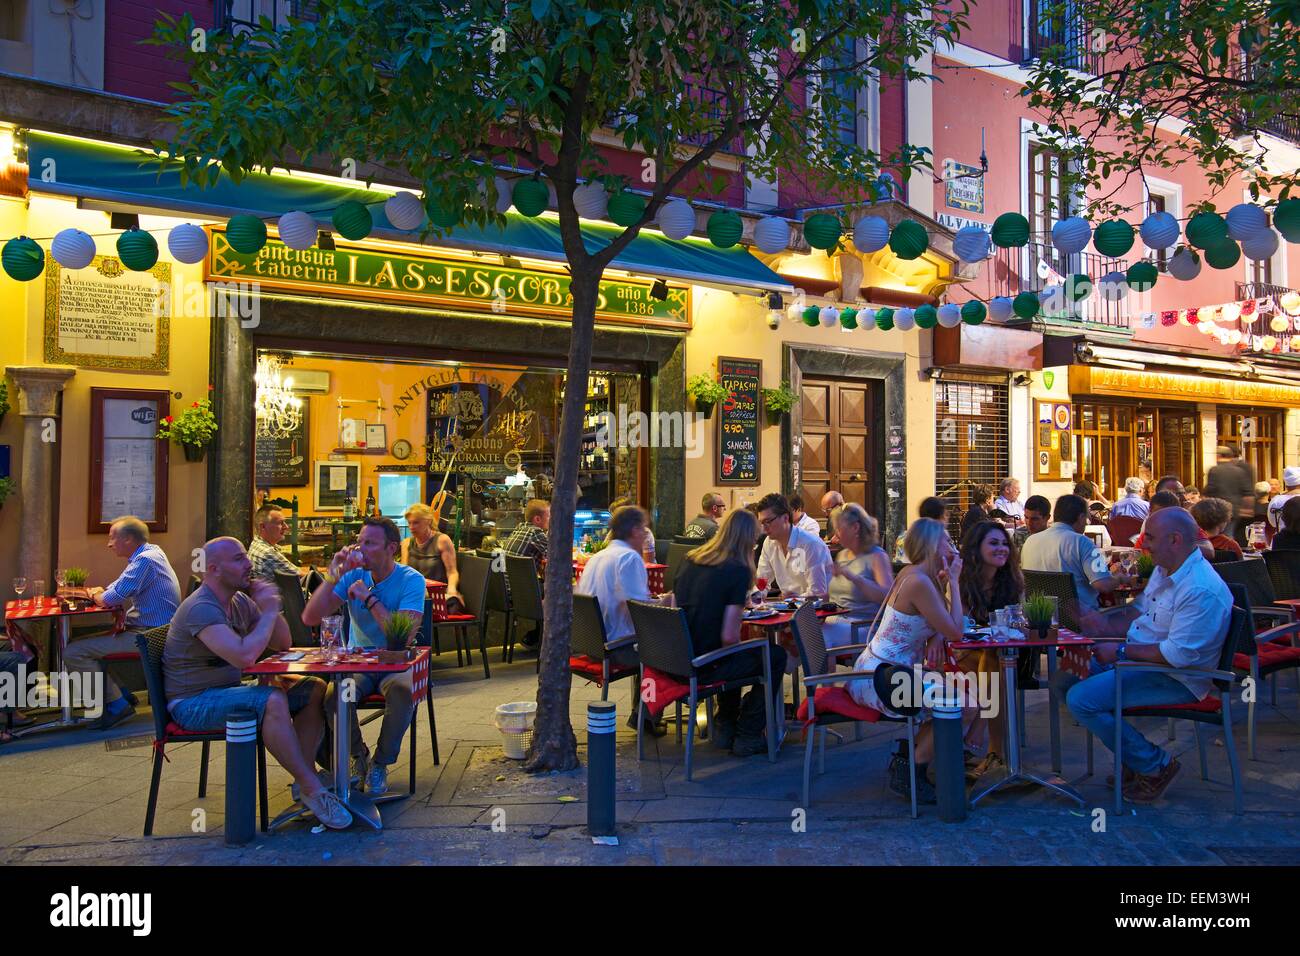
524, 270, 601, 772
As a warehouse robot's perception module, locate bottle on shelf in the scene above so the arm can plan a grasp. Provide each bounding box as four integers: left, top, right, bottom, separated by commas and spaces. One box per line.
344, 495, 356, 520
365, 485, 376, 517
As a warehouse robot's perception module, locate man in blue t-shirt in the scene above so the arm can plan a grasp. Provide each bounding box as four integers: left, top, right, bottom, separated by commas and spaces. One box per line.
303, 517, 426, 795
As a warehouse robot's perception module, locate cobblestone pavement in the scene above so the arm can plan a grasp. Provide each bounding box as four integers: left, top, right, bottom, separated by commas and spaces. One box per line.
3, 649, 1298, 865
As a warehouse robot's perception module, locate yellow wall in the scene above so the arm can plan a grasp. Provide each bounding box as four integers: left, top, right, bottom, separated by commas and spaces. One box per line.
0, 193, 27, 596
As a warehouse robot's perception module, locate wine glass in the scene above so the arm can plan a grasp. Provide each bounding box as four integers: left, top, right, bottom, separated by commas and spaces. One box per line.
12, 577, 26, 605
55, 569, 66, 589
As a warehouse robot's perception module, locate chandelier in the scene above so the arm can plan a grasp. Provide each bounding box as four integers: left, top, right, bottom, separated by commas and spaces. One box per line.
255, 354, 303, 439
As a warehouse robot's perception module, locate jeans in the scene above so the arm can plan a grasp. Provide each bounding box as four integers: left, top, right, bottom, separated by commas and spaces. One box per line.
1065, 660, 1196, 774
328, 670, 414, 767
170, 678, 323, 731
62, 630, 141, 704
700, 643, 786, 738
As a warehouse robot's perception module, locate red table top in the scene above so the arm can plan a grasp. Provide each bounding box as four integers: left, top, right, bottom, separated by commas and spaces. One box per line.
1275, 598, 1300, 608
950, 626, 1096, 650
244, 646, 430, 676
743, 606, 843, 628
5, 598, 120, 621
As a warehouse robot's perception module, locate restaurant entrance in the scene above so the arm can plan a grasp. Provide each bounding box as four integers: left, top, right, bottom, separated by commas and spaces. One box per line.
798, 374, 878, 521
1072, 399, 1202, 497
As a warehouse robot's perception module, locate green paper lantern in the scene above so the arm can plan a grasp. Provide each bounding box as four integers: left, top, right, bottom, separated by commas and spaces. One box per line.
801, 306, 820, 326
117, 228, 159, 272
875, 307, 895, 331
1204, 238, 1241, 270
226, 214, 267, 254
1092, 219, 1134, 257
914, 304, 938, 329
2, 236, 43, 281
512, 178, 549, 217
706, 210, 743, 248
332, 201, 372, 241
889, 220, 929, 260
960, 300, 987, 325
1012, 291, 1040, 319
1126, 260, 1158, 291
1185, 210, 1228, 249
839, 307, 859, 330
607, 192, 646, 227
426, 197, 463, 229
991, 212, 1030, 248
1273, 198, 1300, 242
804, 213, 842, 251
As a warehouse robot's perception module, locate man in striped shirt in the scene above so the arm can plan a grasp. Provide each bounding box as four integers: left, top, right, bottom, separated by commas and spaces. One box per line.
66, 516, 182, 729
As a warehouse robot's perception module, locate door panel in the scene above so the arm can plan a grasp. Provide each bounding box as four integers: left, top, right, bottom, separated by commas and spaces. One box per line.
801, 383, 831, 426
800, 375, 875, 518
839, 433, 868, 473
802, 432, 830, 473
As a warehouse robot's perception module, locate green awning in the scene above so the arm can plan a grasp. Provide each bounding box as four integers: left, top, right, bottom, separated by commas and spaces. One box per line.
28, 130, 791, 293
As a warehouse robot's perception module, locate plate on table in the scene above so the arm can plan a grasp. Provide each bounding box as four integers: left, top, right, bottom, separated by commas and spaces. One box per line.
744, 608, 778, 621
963, 628, 993, 640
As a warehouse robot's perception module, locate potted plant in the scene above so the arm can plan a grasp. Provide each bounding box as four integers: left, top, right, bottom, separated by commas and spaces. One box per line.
0, 476, 13, 510
1135, 553, 1155, 581
762, 381, 796, 427
156, 391, 219, 462
63, 567, 89, 587
381, 612, 417, 657
686, 373, 728, 418
1023, 593, 1056, 641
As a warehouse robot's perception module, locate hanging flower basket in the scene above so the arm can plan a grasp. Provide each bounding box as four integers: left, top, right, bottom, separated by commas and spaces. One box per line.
182, 442, 207, 462
686, 374, 728, 420
762, 382, 796, 427
156, 390, 218, 461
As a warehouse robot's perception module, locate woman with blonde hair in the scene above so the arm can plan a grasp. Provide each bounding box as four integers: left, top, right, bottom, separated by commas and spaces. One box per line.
401, 502, 463, 612
673, 508, 785, 757
823, 504, 893, 649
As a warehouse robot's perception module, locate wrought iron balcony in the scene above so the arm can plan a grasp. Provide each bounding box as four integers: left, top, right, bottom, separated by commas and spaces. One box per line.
677, 82, 745, 155
994, 240, 1132, 330
214, 0, 318, 35
1237, 281, 1295, 301
1024, 1, 1101, 74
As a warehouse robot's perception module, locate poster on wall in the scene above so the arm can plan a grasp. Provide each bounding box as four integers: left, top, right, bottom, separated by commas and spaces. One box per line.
44, 256, 171, 371
716, 356, 761, 485
255, 402, 311, 486
314, 460, 360, 511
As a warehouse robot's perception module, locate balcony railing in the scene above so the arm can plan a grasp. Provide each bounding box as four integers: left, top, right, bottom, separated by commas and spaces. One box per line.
994, 240, 1132, 330
1235, 281, 1297, 353
678, 83, 744, 155
1236, 53, 1300, 145
214, 0, 318, 35
1024, 2, 1101, 73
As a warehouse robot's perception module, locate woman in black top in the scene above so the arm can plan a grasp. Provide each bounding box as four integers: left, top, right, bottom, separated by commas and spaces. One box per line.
673, 508, 785, 757
1273, 497, 1300, 550
960, 484, 992, 542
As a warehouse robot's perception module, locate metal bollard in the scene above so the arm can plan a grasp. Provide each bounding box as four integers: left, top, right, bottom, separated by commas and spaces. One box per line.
224, 708, 258, 846
586, 700, 618, 837
931, 695, 967, 823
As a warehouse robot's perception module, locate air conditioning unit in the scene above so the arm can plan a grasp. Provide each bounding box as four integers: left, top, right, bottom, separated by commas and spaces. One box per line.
286, 369, 330, 394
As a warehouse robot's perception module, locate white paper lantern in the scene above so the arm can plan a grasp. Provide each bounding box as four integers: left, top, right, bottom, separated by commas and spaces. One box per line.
1197, 320, 1214, 335
1051, 216, 1092, 255
385, 191, 425, 230
1098, 271, 1129, 301
50, 228, 96, 270
988, 296, 1013, 322
1139, 211, 1180, 250
1262, 335, 1278, 350
1167, 246, 1201, 280
1271, 315, 1289, 332
1196, 305, 1217, 324
573, 182, 609, 220
492, 176, 513, 214
277, 211, 317, 250
657, 199, 696, 240
753, 217, 790, 254
1226, 329, 1243, 345
1220, 302, 1241, 323
937, 303, 961, 328
1216, 328, 1232, 345
852, 215, 890, 254
1241, 229, 1279, 261
818, 305, 839, 327
1225, 202, 1269, 242
952, 225, 991, 263
1283, 290, 1300, 315
167, 223, 209, 264
788, 302, 805, 325
858, 308, 876, 330
894, 307, 917, 331
1039, 284, 1066, 312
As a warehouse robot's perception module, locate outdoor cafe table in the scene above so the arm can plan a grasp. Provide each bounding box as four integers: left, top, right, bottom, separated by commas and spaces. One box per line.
4, 597, 125, 734
573, 561, 667, 593
244, 646, 430, 831
741, 604, 845, 744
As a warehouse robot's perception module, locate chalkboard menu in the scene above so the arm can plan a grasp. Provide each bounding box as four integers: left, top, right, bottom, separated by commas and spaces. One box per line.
716, 356, 761, 485
255, 402, 310, 486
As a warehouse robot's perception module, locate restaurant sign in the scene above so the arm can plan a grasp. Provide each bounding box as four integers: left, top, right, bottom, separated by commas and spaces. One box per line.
1070, 365, 1300, 409
205, 230, 689, 328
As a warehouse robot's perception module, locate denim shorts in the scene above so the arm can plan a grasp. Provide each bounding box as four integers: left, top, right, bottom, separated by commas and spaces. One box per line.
169, 678, 323, 732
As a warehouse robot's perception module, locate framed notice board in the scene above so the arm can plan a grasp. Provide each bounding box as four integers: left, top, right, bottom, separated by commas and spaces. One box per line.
314, 460, 360, 512
255, 401, 311, 487
716, 356, 761, 484
88, 387, 170, 533
1034, 399, 1074, 481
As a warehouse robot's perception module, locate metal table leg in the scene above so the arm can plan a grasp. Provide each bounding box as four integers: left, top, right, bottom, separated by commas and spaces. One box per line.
13, 616, 98, 737
1047, 647, 1062, 774
334, 673, 382, 830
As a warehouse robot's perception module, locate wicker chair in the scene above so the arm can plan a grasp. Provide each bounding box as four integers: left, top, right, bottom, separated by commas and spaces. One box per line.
1213, 559, 1292, 631
570, 593, 639, 700
504, 554, 544, 668
663, 543, 695, 593
1021, 569, 1082, 632
432, 553, 491, 678
274, 573, 317, 646
476, 548, 514, 663
1263, 550, 1300, 602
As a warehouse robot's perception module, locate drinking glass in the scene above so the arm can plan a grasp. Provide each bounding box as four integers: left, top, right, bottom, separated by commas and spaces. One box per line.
1046, 595, 1060, 627
12, 577, 26, 605
55, 569, 66, 589
33, 580, 45, 600
321, 615, 344, 663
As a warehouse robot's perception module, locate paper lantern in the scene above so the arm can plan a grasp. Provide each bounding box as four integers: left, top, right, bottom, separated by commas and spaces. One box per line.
332, 201, 372, 241
608, 192, 646, 227
1220, 302, 1241, 323
1093, 219, 1135, 257
1196, 305, 1217, 324
491, 177, 513, 214
1262, 335, 1278, 350
167, 223, 208, 264
278, 211, 318, 250
1274, 198, 1300, 242
572, 182, 609, 220
953, 225, 991, 263
1012, 291, 1039, 319
936, 304, 961, 328
804, 213, 842, 251
226, 214, 268, 253
876, 307, 896, 330
894, 307, 916, 331
788, 302, 805, 325
1051, 216, 1092, 255
2, 236, 44, 281
51, 228, 96, 269
706, 211, 743, 248
1126, 260, 1158, 291
1185, 211, 1228, 249
1271, 315, 1289, 333
116, 228, 158, 272
852, 215, 890, 253
753, 217, 790, 254
889, 220, 929, 260
1098, 271, 1128, 301
1204, 239, 1241, 270
1167, 246, 1201, 280
1197, 320, 1214, 335
384, 191, 425, 230
801, 305, 821, 326
988, 296, 1013, 322
1225, 202, 1269, 242
1066, 273, 1094, 301
1241, 229, 1279, 261
858, 308, 876, 330
961, 300, 987, 325
1281, 290, 1300, 315
427, 196, 466, 229
1227, 329, 1242, 345
819, 305, 839, 327
657, 199, 697, 240
915, 304, 939, 328
511, 178, 549, 217
1139, 211, 1180, 250
839, 307, 858, 330
991, 212, 1030, 248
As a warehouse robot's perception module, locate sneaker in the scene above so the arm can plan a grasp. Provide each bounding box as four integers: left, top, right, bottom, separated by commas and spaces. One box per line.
1123, 758, 1181, 804
888, 754, 936, 804
1106, 766, 1138, 787
290, 769, 334, 804
351, 749, 370, 785
731, 733, 768, 757
301, 788, 352, 829
365, 762, 389, 796
97, 699, 136, 730
711, 718, 737, 751
968, 751, 1006, 781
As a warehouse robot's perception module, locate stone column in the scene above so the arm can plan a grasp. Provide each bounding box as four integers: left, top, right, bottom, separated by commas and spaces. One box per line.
6, 365, 76, 588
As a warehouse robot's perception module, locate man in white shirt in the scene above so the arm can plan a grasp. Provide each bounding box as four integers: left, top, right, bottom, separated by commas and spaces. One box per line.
1110, 477, 1151, 520
576, 506, 673, 733
1020, 494, 1126, 613
755, 494, 833, 598
1267, 466, 1300, 535
992, 477, 1024, 524
1066, 507, 1233, 804
789, 494, 822, 537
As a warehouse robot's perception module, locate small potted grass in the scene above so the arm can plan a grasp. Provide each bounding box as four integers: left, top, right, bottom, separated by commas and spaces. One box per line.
379, 612, 418, 662
1135, 553, 1155, 581
1023, 593, 1056, 642
61, 566, 90, 600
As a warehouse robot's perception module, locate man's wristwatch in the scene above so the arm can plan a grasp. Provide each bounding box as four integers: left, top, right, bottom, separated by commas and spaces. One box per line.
364, 594, 379, 611
1116, 643, 1128, 662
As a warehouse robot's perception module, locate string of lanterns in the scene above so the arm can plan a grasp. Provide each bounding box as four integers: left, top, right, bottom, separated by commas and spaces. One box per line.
1149, 289, 1300, 353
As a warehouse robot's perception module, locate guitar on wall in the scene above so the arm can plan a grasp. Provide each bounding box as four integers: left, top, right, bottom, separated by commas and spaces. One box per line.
429, 411, 464, 547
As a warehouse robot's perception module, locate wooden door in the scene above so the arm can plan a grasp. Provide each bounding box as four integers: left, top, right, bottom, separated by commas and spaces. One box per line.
800, 376, 874, 519
1156, 408, 1200, 488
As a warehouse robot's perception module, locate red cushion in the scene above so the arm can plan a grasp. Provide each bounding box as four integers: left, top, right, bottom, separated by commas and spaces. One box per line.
434, 613, 477, 623
1125, 696, 1221, 715
101, 652, 140, 662
1236, 644, 1300, 670
795, 685, 882, 723
163, 720, 221, 738
569, 655, 636, 683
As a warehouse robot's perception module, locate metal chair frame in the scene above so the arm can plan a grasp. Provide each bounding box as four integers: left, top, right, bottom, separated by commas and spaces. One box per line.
570, 593, 639, 700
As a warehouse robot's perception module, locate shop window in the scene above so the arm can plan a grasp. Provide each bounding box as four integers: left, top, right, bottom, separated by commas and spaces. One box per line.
935, 377, 1009, 541
1218, 408, 1281, 483
1072, 400, 1134, 501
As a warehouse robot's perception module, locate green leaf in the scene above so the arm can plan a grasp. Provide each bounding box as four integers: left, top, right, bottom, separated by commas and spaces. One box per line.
531, 0, 551, 20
